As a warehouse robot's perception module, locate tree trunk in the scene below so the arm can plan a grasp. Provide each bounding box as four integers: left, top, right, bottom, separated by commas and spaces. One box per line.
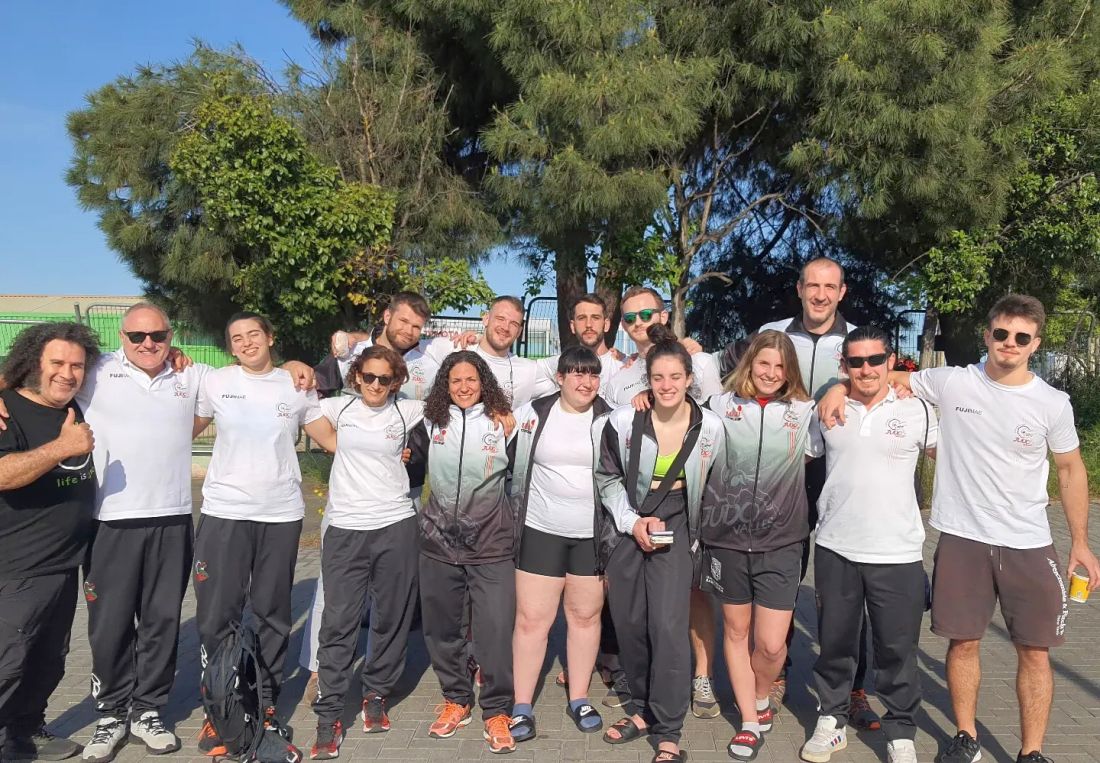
553, 236, 588, 350
595, 258, 623, 349
670, 285, 687, 337
938, 311, 983, 366
919, 304, 939, 369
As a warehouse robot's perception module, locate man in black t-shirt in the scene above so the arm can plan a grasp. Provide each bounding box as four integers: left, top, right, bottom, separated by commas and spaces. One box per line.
0, 322, 99, 761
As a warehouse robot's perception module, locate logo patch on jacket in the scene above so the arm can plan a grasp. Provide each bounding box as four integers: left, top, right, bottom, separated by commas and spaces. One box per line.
482, 432, 499, 453
725, 404, 743, 421
520, 417, 537, 433
432, 428, 447, 445
782, 409, 800, 430
193, 560, 209, 582
83, 581, 97, 602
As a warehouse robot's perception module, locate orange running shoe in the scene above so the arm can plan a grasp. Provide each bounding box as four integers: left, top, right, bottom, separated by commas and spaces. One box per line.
849, 689, 882, 731
429, 700, 472, 739
483, 714, 516, 754
197, 720, 227, 757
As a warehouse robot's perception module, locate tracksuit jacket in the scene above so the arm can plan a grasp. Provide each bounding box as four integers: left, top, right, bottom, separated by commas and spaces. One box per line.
506, 392, 612, 555
407, 403, 514, 564
592, 400, 726, 573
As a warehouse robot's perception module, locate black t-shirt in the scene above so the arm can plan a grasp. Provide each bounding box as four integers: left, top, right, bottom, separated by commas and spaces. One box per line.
0, 389, 96, 579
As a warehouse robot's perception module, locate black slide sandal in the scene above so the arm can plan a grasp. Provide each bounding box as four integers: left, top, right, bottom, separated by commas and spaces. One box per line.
565, 703, 603, 733
602, 717, 644, 745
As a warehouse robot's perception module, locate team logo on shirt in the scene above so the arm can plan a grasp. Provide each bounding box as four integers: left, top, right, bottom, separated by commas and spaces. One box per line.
482, 432, 500, 454
410, 366, 427, 384
699, 435, 714, 460
109, 372, 127, 379
193, 560, 209, 582
885, 418, 906, 438
954, 406, 983, 415
1014, 424, 1035, 447
276, 402, 292, 419
221, 393, 246, 400
83, 581, 98, 602
724, 404, 744, 421
432, 428, 447, 445
173, 381, 190, 398
520, 417, 537, 434
384, 423, 404, 440
782, 409, 800, 430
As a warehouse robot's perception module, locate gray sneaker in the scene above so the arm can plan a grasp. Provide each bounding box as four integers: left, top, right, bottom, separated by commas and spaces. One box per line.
6, 725, 82, 761
130, 711, 180, 755
691, 675, 720, 719
82, 718, 128, 763
800, 716, 847, 763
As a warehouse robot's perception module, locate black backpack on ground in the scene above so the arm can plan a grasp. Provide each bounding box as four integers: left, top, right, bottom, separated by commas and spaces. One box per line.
200, 620, 302, 763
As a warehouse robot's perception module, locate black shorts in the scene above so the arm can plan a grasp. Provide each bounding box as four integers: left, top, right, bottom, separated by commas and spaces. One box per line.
517, 526, 597, 578
700, 542, 804, 610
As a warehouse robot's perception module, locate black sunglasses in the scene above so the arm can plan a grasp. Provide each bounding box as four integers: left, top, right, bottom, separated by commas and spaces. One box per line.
623, 308, 658, 324
360, 373, 394, 387
123, 330, 170, 344
844, 353, 888, 369
991, 328, 1035, 345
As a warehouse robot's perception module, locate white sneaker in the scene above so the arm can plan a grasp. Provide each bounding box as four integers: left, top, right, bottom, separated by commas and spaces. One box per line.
130, 711, 180, 754
82, 718, 128, 763
888, 739, 919, 763
800, 716, 847, 763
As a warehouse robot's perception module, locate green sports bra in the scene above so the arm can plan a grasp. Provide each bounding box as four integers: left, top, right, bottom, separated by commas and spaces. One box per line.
653, 450, 686, 480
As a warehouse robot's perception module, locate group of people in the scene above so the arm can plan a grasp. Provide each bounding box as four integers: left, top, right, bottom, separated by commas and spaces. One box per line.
0, 259, 1097, 763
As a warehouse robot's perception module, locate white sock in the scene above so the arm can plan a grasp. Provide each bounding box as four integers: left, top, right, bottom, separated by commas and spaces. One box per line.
741, 722, 761, 736
756, 697, 770, 712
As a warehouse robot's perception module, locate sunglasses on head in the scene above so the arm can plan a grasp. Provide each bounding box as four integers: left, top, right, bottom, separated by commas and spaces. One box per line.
123, 330, 170, 344
844, 353, 888, 369
623, 308, 658, 325
359, 373, 394, 387
991, 328, 1035, 345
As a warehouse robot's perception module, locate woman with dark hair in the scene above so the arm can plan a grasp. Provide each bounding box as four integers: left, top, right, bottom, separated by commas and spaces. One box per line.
700, 330, 823, 762
406, 351, 518, 755
308, 345, 425, 759
507, 346, 611, 742
594, 325, 725, 763
192, 312, 335, 755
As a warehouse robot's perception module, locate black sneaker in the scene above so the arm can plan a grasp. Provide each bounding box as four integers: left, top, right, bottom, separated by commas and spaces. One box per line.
310, 720, 344, 760
602, 671, 631, 708
5, 725, 81, 761
1016, 752, 1052, 763
936, 731, 982, 763
361, 692, 390, 733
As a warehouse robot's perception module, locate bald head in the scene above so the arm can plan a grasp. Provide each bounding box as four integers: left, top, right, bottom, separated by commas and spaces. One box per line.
120, 302, 173, 377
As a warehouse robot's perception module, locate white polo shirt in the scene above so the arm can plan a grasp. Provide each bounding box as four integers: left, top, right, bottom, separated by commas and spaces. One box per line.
536, 350, 625, 397
339, 334, 454, 401
473, 345, 556, 406
196, 366, 323, 522
603, 350, 723, 406
322, 396, 425, 531
76, 350, 210, 521
815, 390, 938, 563
910, 363, 1079, 549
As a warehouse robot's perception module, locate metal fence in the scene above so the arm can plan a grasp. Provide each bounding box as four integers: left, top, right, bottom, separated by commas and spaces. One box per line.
521, 296, 671, 358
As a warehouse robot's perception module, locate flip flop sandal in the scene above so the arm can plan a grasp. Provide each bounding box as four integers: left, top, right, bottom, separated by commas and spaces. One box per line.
555, 670, 567, 687
565, 702, 603, 733
508, 713, 536, 743
602, 717, 644, 745
652, 751, 684, 763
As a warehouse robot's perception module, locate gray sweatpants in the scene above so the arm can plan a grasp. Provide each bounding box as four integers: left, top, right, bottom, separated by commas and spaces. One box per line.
314, 518, 419, 722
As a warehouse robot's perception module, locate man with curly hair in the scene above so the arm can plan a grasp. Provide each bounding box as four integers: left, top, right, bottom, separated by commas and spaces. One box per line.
0, 322, 99, 761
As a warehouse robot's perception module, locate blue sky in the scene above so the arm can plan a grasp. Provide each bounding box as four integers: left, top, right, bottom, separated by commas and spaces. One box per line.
0, 1, 528, 301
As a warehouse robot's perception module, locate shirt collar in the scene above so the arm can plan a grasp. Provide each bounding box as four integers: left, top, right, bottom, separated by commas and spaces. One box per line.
114, 348, 174, 382
788, 311, 849, 338
846, 385, 897, 414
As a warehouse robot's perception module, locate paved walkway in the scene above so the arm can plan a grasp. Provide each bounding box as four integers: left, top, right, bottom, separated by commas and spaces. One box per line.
46, 510, 1100, 763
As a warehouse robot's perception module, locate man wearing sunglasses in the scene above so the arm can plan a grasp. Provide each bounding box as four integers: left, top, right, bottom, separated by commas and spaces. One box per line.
800, 326, 937, 763
819, 294, 1100, 763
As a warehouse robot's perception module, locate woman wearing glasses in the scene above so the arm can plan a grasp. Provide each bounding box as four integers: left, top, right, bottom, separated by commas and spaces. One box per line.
307, 345, 425, 759
405, 351, 518, 755
507, 346, 612, 742
699, 330, 823, 762
594, 324, 725, 763
191, 312, 335, 755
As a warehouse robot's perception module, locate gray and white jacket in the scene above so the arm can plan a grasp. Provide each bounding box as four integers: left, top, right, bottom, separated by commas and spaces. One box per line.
407, 403, 513, 564
593, 400, 726, 573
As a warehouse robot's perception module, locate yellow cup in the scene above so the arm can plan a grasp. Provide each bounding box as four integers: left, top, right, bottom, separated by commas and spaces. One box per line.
1069, 572, 1091, 603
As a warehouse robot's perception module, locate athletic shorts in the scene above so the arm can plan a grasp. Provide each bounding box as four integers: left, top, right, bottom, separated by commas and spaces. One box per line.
931, 532, 1068, 648
517, 526, 597, 578
699, 541, 804, 610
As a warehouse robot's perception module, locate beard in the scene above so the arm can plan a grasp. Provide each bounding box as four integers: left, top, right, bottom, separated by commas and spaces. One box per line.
384, 325, 420, 354
578, 332, 604, 350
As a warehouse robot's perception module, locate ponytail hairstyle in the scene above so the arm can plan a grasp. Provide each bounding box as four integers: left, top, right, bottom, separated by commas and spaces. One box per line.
645, 323, 693, 381
725, 329, 809, 402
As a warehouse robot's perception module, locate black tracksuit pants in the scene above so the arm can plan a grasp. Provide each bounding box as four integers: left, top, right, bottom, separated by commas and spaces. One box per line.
812, 545, 925, 741
419, 555, 515, 720
605, 490, 692, 745
0, 571, 78, 750
84, 515, 193, 718
788, 457, 870, 689
314, 518, 419, 723
194, 515, 301, 708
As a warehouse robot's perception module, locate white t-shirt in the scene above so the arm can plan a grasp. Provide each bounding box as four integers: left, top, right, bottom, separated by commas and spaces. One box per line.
77, 350, 210, 520
525, 403, 597, 538
814, 391, 938, 563
910, 364, 1079, 548
197, 366, 323, 522
322, 396, 426, 531
339, 334, 453, 401
536, 350, 625, 398
603, 350, 723, 406
474, 345, 556, 406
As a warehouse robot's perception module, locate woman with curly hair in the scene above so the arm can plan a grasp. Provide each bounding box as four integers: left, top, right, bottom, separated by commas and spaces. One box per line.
308, 345, 426, 759
406, 351, 518, 755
